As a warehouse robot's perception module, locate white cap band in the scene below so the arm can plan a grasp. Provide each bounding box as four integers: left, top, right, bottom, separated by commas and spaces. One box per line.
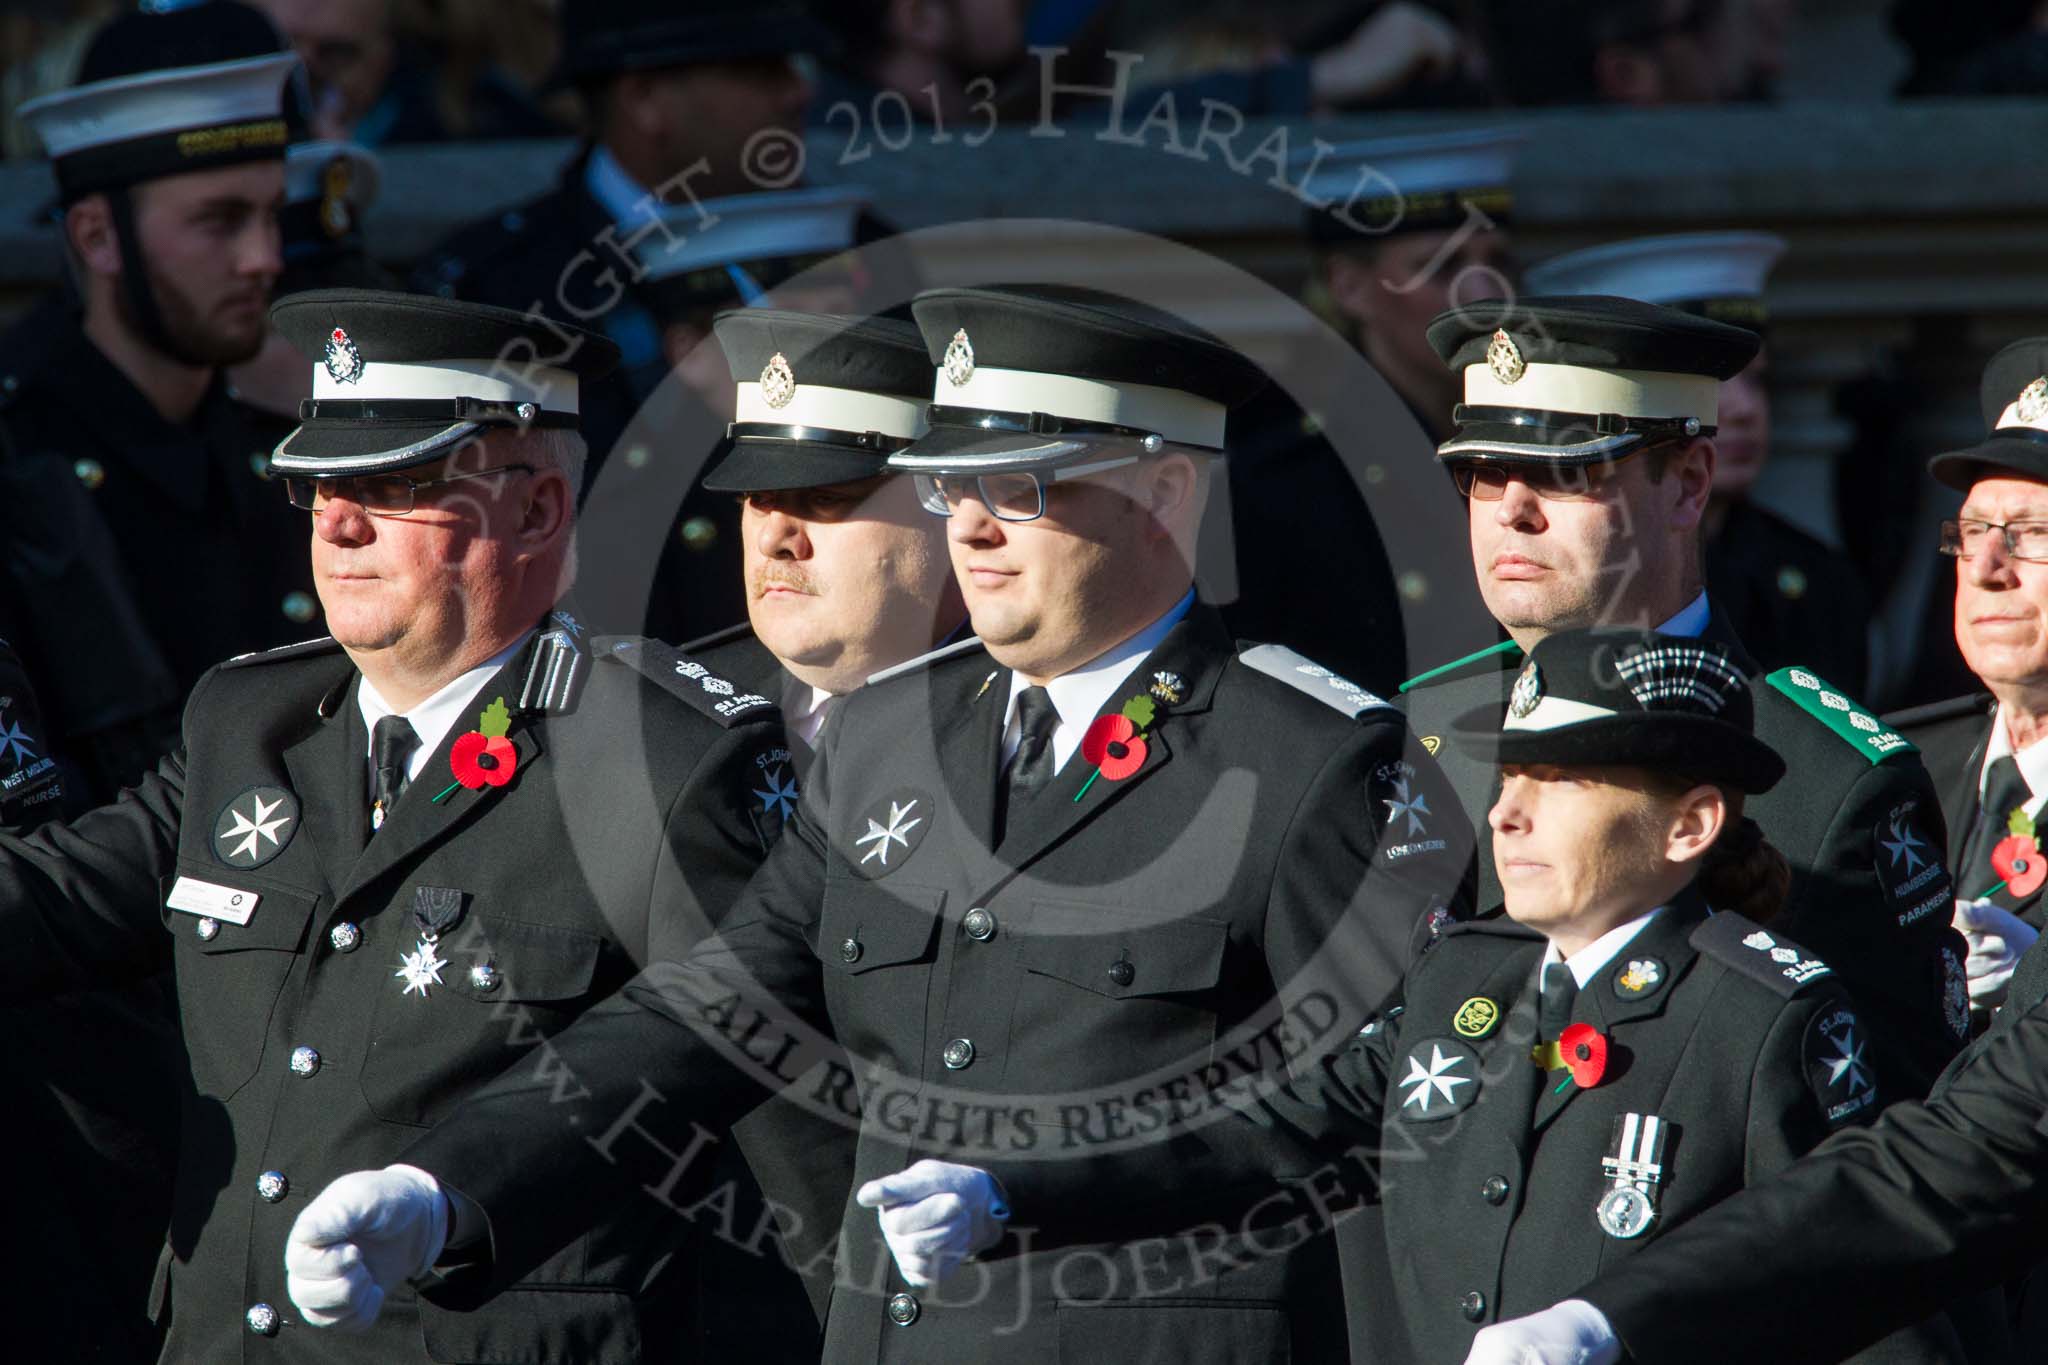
312, 357, 579, 413
936, 365, 1225, 448
1465, 362, 1718, 426
1503, 694, 1618, 732
734, 382, 926, 439
19, 53, 296, 159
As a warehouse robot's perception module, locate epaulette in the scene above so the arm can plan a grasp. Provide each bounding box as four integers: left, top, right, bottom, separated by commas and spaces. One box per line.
1237, 644, 1396, 718
1398, 639, 1524, 694
1883, 693, 1994, 732
677, 621, 755, 655
865, 635, 986, 686
1692, 912, 1834, 999
1761, 666, 1916, 765
221, 636, 343, 668
515, 610, 587, 715
593, 634, 779, 727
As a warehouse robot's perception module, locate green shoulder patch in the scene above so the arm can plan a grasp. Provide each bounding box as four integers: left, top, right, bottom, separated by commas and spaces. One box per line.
1763, 666, 1916, 765
595, 635, 778, 727
1399, 639, 1523, 694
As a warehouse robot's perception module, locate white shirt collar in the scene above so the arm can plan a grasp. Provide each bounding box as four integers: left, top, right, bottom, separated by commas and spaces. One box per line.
1540, 906, 1665, 990
1655, 591, 1712, 638
788, 682, 837, 748
1981, 703, 2048, 817
356, 634, 530, 791
1000, 589, 1196, 777
583, 145, 658, 229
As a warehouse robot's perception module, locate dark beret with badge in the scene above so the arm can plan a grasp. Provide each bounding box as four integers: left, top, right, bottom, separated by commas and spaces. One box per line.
267, 289, 621, 476
1453, 629, 1786, 794
549, 0, 835, 89
888, 284, 1269, 474
1426, 295, 1761, 466
17, 0, 294, 205
1523, 232, 1785, 335
703, 310, 930, 492
1928, 336, 2048, 491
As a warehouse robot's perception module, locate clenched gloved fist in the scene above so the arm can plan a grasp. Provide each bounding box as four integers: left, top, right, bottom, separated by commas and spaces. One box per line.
285, 1165, 449, 1331
1953, 896, 2040, 1008
1464, 1299, 1622, 1364
855, 1159, 1010, 1288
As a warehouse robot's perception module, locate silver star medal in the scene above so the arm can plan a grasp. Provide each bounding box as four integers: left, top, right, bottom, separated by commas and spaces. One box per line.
395, 938, 448, 998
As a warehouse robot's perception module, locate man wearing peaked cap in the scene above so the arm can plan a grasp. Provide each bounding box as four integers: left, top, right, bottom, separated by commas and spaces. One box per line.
410, 0, 914, 496
1526, 231, 1874, 692
298, 283, 1474, 1361
1399, 294, 1972, 1108
0, 288, 827, 1362
3, 0, 313, 805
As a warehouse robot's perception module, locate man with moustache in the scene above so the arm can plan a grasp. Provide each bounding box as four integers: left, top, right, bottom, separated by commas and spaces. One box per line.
285, 284, 1471, 1361
3, 1, 315, 804
680, 308, 966, 771
1399, 296, 1968, 1102
0, 288, 829, 1361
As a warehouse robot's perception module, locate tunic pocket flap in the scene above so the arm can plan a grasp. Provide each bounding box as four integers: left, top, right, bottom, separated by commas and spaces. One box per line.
1020, 905, 1228, 999
448, 914, 603, 1003
819, 879, 945, 974
158, 870, 316, 954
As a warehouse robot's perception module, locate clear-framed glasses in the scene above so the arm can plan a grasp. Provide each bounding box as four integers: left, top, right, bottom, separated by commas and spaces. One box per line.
1940, 518, 2048, 563
912, 456, 1142, 523
284, 464, 536, 517
1451, 451, 1642, 503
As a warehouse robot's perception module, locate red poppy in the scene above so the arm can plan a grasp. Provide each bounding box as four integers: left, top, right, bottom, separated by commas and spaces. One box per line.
450, 731, 518, 789
1081, 713, 1148, 781
1558, 1022, 1608, 1089
1993, 835, 2048, 897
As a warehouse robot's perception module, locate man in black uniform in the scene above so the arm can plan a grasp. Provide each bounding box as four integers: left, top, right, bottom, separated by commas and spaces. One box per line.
679, 307, 965, 771
0, 288, 826, 1361
5, 1, 316, 804
1223, 128, 1523, 694
290, 284, 1473, 1361
1399, 296, 1968, 1103
1525, 230, 1875, 693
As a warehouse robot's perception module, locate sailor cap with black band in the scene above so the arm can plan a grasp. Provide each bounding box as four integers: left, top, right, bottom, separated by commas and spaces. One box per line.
704, 310, 929, 492
17, 1, 295, 206
1929, 337, 2048, 491
1427, 295, 1761, 466
888, 284, 1268, 476
1292, 127, 1524, 244
1452, 629, 1784, 794
268, 289, 621, 476
635, 186, 871, 319
1523, 232, 1786, 334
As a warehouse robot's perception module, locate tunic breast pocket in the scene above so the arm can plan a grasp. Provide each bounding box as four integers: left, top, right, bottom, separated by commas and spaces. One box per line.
816, 879, 943, 1056
359, 912, 605, 1127
158, 869, 318, 1101
1016, 904, 1229, 1087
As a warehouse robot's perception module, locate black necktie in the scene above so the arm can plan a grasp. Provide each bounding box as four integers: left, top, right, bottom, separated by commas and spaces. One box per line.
1539, 962, 1578, 1042
370, 715, 420, 836
996, 686, 1060, 841
1971, 756, 2033, 894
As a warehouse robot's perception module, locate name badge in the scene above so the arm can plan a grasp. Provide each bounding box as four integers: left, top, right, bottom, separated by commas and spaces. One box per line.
166, 876, 260, 926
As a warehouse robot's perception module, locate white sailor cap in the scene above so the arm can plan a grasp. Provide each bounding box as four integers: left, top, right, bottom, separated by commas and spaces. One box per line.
632, 186, 872, 312
1292, 127, 1525, 241
281, 141, 381, 261
1524, 232, 1786, 331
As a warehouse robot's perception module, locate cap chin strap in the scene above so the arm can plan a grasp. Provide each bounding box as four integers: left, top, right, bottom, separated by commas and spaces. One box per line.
107, 186, 205, 368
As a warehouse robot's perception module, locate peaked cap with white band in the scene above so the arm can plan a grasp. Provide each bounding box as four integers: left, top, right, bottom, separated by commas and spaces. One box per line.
1928, 337, 2048, 491
1427, 295, 1761, 466
1453, 629, 1783, 793
1293, 126, 1525, 242
17, 1, 295, 205
1523, 231, 1785, 332
269, 290, 621, 475
704, 310, 930, 491
889, 285, 1268, 474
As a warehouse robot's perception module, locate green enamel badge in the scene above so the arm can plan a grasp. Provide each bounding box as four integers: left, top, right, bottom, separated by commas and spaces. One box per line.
1763, 667, 1916, 765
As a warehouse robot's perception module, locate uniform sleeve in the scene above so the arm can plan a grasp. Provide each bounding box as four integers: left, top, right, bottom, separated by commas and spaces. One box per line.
1590, 991, 2048, 1365
1741, 987, 1873, 1185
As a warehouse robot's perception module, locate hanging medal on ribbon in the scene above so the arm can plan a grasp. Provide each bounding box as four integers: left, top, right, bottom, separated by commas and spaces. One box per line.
394, 885, 466, 999
1596, 1111, 1671, 1240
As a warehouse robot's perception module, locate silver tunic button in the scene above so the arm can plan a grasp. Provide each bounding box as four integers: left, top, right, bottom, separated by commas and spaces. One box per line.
247, 1303, 279, 1336
257, 1170, 289, 1203
289, 1046, 321, 1077
195, 916, 220, 941
886, 1291, 920, 1326
329, 922, 360, 953
942, 1038, 974, 1070
962, 908, 995, 941
469, 960, 501, 993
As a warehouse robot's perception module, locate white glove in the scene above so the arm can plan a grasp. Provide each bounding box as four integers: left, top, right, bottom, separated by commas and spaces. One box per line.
1953, 897, 2040, 1007
854, 1159, 1009, 1288
1464, 1299, 1622, 1365
285, 1164, 450, 1331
